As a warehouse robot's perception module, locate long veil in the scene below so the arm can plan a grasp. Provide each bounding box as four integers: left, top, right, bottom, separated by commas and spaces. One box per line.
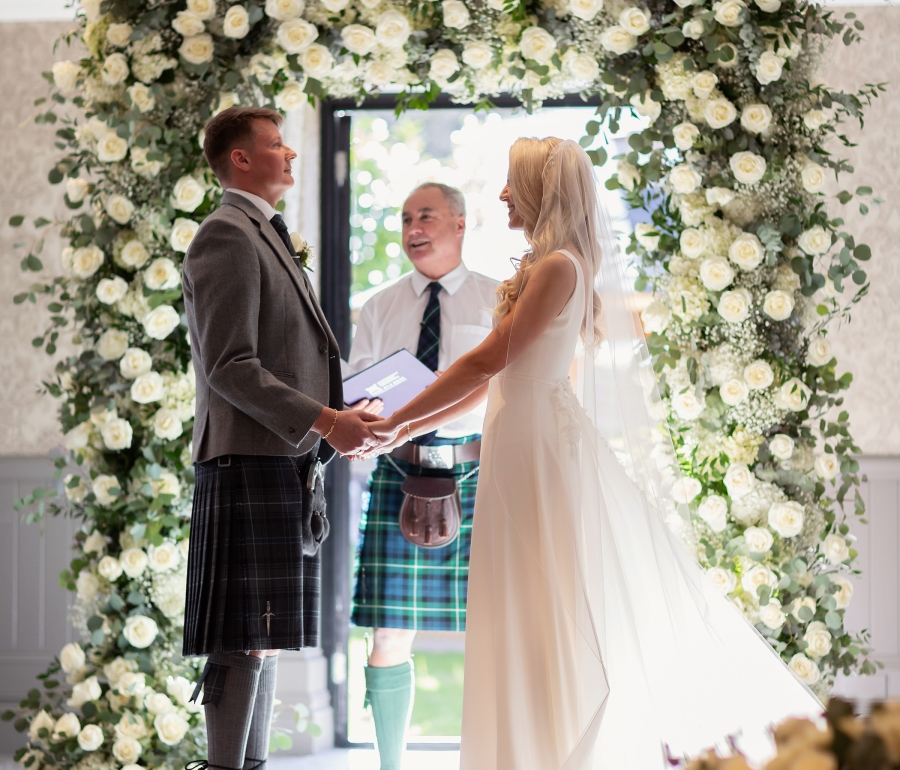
486, 139, 822, 768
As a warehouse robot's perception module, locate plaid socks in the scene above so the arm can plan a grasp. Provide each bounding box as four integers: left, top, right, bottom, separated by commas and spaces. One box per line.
204, 653, 264, 770
365, 661, 415, 770
243, 655, 278, 769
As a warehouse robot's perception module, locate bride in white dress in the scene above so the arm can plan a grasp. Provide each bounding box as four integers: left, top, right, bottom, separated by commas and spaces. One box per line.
366, 137, 823, 768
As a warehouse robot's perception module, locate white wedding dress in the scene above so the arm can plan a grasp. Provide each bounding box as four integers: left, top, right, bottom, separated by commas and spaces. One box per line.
459, 249, 822, 770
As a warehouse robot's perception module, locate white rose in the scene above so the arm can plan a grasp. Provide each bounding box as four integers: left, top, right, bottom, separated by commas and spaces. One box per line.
79, 0, 101, 21
60, 642, 86, 674
807, 337, 832, 367
741, 564, 776, 594
275, 80, 305, 112
120, 548, 149, 579
266, 0, 304, 19
277, 19, 318, 53
618, 7, 650, 35
831, 575, 853, 610
804, 109, 826, 131
672, 389, 706, 420
84, 529, 107, 555
669, 164, 702, 195
169, 218, 199, 253
96, 276, 128, 305
759, 598, 786, 630
114, 713, 147, 739
616, 159, 641, 191
101, 417, 133, 451
569, 0, 604, 21
698, 495, 728, 532
101, 53, 130, 87
112, 736, 142, 765
341, 24, 376, 55
744, 526, 774, 554
640, 300, 670, 334
69, 675, 102, 709
300, 44, 334, 79
803, 621, 833, 658
65, 474, 88, 503
52, 60, 81, 92
97, 132, 129, 163
599, 26, 637, 55
630, 91, 661, 122
122, 615, 159, 649
365, 60, 396, 87
143, 305, 181, 340
376, 10, 411, 49
789, 653, 820, 685
798, 225, 830, 255
66, 177, 90, 203
187, 0, 217, 19
172, 10, 206, 37
713, 0, 744, 26
682, 18, 705, 39
706, 566, 737, 594
179, 34, 215, 65
148, 542, 181, 572
429, 49, 459, 80
520, 27, 557, 64
145, 692, 175, 715
442, 0, 471, 28
154, 712, 190, 746
171, 176, 206, 213
131, 371, 165, 404
144, 258, 181, 291
672, 476, 703, 504
706, 187, 736, 207
815, 453, 840, 481
119, 348, 153, 380
72, 244, 105, 279
462, 42, 494, 70
705, 97, 737, 129
29, 710, 56, 742
52, 713, 82, 741
775, 377, 811, 412
724, 463, 755, 499
730, 151, 766, 185
321, 0, 349, 10
755, 50, 784, 85
800, 163, 826, 194
107, 22, 133, 47
769, 434, 794, 461
720, 378, 749, 407
743, 360, 774, 390
755, 0, 780, 10
97, 329, 129, 361
126, 83, 155, 114
740, 103, 772, 135
768, 500, 804, 538
692, 70, 718, 99
76, 569, 100, 600
700, 257, 735, 291
634, 223, 660, 251
223, 5, 250, 38
717, 289, 751, 323
672, 122, 700, 152
728, 232, 764, 270
97, 555, 123, 582
763, 290, 795, 321
131, 147, 163, 179
823, 533, 850, 565
92, 475, 121, 506
151, 408, 183, 441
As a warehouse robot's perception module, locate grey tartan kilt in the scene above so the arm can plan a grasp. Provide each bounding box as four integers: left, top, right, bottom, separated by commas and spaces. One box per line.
182, 452, 321, 656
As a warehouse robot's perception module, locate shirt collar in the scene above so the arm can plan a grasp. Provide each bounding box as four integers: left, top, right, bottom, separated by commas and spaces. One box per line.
226, 188, 278, 221
410, 261, 470, 297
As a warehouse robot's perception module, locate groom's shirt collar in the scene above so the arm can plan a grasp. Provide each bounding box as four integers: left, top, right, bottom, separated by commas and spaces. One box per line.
226, 187, 278, 221
410, 260, 470, 298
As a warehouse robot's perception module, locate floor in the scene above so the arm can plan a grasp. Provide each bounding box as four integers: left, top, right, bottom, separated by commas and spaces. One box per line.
269, 750, 460, 769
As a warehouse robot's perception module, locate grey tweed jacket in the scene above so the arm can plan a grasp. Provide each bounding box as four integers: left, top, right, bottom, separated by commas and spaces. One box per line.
183, 191, 342, 464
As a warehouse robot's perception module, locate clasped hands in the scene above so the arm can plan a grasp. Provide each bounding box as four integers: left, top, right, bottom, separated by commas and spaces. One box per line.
324, 398, 406, 460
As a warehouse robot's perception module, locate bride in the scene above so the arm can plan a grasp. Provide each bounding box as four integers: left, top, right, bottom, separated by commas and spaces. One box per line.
363, 137, 822, 768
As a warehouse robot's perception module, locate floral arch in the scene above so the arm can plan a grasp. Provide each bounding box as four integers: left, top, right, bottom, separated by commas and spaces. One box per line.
3, 0, 883, 764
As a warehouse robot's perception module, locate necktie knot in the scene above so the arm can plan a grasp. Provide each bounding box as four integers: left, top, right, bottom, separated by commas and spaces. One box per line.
269, 214, 298, 257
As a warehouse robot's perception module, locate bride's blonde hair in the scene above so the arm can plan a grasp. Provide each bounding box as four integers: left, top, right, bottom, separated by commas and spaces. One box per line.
493, 137, 603, 343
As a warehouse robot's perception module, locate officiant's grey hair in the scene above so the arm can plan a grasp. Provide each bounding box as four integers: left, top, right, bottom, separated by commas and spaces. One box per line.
409, 182, 466, 217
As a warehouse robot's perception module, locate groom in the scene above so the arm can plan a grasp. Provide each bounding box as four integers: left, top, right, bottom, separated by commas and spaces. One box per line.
181, 106, 378, 770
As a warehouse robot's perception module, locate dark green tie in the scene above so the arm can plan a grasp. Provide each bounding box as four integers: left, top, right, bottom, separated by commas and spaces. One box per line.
269, 213, 302, 269
413, 282, 442, 446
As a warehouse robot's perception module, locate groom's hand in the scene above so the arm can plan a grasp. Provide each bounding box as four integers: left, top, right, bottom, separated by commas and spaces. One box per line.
314, 408, 380, 456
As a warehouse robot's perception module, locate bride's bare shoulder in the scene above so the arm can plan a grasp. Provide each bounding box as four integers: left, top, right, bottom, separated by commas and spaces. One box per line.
527, 251, 577, 298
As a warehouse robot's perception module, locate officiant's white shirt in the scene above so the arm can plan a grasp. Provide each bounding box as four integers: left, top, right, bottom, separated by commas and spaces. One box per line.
346, 262, 499, 438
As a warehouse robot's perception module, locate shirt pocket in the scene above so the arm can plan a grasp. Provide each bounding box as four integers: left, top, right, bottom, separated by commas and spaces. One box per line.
449, 324, 492, 364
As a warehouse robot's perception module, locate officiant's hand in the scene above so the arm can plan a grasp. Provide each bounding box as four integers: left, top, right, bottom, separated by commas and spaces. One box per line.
313, 407, 380, 456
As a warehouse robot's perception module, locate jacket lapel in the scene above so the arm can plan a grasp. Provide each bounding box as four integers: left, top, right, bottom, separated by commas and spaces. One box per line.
222, 191, 327, 335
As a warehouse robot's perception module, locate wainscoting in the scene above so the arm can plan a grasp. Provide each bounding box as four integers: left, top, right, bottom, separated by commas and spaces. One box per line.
0, 455, 898, 753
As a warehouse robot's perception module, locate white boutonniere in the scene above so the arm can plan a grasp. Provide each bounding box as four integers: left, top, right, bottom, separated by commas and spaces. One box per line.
290, 231, 315, 270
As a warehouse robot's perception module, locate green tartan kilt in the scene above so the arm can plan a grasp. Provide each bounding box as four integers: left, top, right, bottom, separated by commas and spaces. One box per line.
351, 441, 479, 632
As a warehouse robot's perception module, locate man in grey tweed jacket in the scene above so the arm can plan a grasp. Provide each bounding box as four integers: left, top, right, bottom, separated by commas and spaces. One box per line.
182, 106, 378, 770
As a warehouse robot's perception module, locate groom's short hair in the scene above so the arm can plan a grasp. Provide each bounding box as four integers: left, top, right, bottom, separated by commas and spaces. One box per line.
203, 106, 283, 183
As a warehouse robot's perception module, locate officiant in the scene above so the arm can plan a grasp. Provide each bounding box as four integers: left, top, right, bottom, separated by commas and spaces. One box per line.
345, 182, 498, 769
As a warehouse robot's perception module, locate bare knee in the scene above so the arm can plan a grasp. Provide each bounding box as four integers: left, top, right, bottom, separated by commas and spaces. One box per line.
368, 628, 415, 667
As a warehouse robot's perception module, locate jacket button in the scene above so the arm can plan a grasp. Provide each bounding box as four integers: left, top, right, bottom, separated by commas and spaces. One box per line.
288, 427, 296, 435
319, 343, 328, 353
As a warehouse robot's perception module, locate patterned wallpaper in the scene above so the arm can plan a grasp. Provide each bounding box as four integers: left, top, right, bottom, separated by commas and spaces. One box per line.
0, 13, 898, 455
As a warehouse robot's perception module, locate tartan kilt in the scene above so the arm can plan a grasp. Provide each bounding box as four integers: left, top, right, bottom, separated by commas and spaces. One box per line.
182, 452, 321, 656
351, 437, 479, 632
